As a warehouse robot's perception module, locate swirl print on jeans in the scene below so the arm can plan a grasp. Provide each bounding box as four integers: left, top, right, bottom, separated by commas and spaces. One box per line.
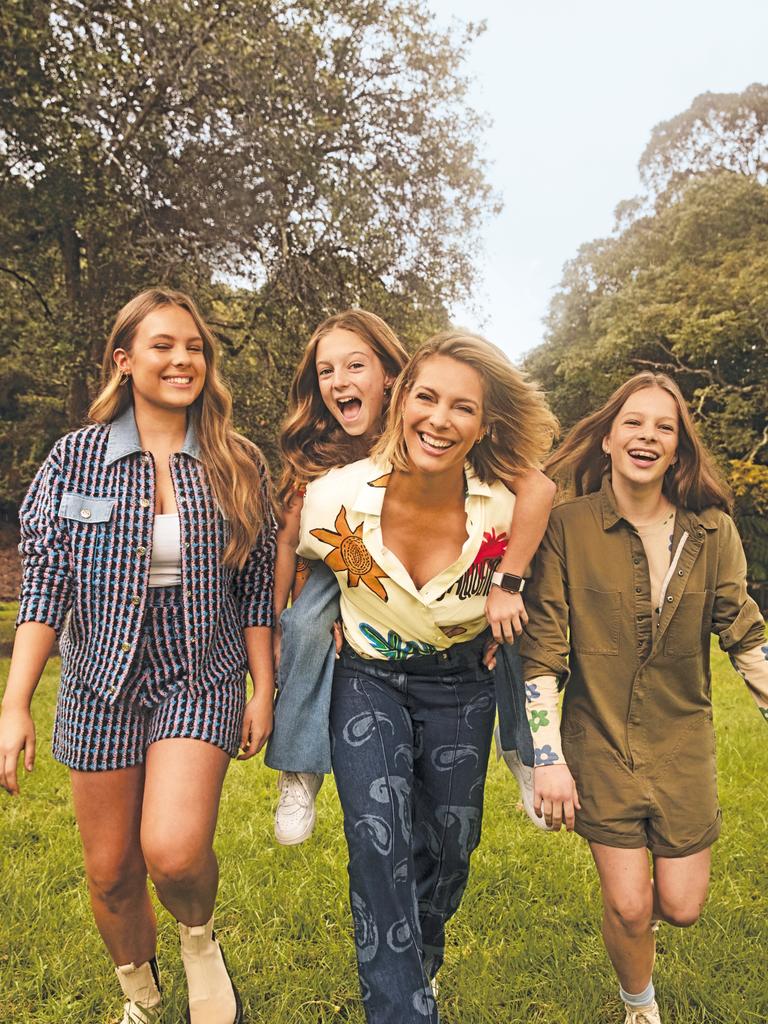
331, 641, 495, 1024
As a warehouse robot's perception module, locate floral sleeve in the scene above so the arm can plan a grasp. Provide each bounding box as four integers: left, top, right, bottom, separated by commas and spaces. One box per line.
525, 674, 565, 766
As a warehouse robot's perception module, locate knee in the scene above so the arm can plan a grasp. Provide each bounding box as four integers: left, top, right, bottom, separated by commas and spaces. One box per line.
282, 604, 335, 651
86, 855, 146, 912
656, 894, 702, 928
605, 891, 654, 936
142, 834, 211, 891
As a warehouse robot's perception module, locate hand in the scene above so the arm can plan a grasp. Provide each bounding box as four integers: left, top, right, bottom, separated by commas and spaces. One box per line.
0, 706, 36, 796
533, 764, 581, 831
237, 691, 274, 760
483, 639, 499, 670
484, 587, 528, 644
272, 622, 282, 673
332, 619, 343, 658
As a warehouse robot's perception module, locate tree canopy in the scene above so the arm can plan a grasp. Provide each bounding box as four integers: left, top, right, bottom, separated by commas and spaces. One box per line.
0, 0, 496, 502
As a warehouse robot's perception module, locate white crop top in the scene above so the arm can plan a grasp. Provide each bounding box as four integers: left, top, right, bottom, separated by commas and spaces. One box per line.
149, 514, 182, 588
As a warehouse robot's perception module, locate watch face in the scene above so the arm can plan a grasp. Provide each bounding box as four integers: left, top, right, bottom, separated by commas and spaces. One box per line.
493, 571, 524, 593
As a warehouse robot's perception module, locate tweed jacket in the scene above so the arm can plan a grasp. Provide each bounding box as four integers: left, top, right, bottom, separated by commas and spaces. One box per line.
17, 406, 276, 702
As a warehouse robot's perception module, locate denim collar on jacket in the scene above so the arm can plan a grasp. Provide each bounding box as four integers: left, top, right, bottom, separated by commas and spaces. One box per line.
104, 404, 202, 465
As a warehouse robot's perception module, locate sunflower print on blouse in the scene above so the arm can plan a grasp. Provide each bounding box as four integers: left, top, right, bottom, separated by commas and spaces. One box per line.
310, 506, 390, 601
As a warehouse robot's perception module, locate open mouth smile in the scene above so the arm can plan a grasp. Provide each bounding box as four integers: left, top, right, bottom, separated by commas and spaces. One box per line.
628, 448, 660, 465
162, 375, 193, 386
418, 431, 454, 453
337, 396, 362, 421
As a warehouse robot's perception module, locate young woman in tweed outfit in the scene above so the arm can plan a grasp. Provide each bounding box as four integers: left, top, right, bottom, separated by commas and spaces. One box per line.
0, 289, 276, 1024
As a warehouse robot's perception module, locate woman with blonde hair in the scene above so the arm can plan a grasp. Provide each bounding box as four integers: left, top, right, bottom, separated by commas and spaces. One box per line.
267, 312, 556, 845
297, 330, 558, 1022
0, 288, 276, 1024
520, 372, 767, 1024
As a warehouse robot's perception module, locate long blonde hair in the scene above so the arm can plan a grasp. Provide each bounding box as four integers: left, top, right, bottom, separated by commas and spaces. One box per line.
89, 288, 273, 568
277, 310, 409, 506
545, 371, 732, 511
373, 330, 558, 481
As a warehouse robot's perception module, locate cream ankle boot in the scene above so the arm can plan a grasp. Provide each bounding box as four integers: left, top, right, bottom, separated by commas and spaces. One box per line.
115, 958, 162, 1024
178, 916, 242, 1024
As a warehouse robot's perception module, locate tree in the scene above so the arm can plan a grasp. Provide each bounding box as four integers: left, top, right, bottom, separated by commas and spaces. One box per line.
0, 0, 496, 501
638, 83, 768, 203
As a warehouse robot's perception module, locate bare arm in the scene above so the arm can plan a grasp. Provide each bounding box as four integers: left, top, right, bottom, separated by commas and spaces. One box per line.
485, 468, 556, 643
238, 625, 275, 760
0, 622, 57, 794
274, 495, 303, 620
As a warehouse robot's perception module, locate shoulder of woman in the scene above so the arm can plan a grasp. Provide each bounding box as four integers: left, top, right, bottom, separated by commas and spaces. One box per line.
548, 491, 598, 526
47, 423, 109, 467
694, 505, 731, 531
306, 457, 376, 491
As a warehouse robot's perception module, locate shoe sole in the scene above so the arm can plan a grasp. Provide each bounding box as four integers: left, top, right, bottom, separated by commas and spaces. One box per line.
185, 942, 243, 1024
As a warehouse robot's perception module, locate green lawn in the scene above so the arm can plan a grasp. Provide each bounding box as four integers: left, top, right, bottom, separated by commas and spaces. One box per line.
0, 602, 17, 648
1, 643, 766, 1024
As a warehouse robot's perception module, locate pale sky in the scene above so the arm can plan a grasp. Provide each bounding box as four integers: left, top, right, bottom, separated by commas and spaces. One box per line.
428, 0, 768, 360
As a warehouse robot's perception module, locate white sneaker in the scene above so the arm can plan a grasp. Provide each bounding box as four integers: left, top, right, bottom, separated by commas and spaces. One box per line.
274, 771, 323, 845
430, 976, 439, 999
493, 725, 549, 830
624, 1000, 662, 1024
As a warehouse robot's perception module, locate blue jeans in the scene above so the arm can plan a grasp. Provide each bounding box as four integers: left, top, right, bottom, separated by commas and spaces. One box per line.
494, 641, 534, 767
330, 635, 496, 1024
264, 562, 339, 774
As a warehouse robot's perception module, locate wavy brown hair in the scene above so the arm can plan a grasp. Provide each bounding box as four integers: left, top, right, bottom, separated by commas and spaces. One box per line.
545, 371, 732, 512
277, 310, 409, 506
373, 330, 558, 481
89, 288, 274, 568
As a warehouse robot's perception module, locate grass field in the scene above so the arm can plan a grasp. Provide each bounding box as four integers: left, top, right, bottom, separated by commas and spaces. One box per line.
1, 641, 766, 1024
0, 603, 17, 649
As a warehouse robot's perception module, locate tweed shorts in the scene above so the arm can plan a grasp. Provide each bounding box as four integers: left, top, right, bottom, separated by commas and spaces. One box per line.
53, 587, 246, 772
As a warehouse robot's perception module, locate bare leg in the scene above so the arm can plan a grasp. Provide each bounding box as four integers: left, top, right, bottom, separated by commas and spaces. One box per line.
70, 765, 156, 966
140, 738, 230, 926
589, 843, 655, 994
653, 847, 711, 927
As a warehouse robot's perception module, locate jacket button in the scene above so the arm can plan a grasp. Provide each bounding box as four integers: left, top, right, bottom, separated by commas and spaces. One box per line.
80, 508, 91, 519
121, 641, 131, 652
635, 587, 642, 594
140, 498, 150, 508
667, 595, 674, 603
678, 569, 684, 576
137, 546, 147, 556
131, 595, 141, 606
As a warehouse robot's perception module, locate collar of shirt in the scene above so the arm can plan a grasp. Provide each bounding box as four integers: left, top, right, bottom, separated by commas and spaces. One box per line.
350, 460, 496, 604
598, 473, 720, 536
104, 404, 202, 466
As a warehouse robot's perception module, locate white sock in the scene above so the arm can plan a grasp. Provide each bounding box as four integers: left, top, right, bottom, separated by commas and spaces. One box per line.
620, 980, 655, 1008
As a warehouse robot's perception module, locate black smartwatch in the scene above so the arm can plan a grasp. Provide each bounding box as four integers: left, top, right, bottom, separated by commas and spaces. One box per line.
491, 571, 526, 594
